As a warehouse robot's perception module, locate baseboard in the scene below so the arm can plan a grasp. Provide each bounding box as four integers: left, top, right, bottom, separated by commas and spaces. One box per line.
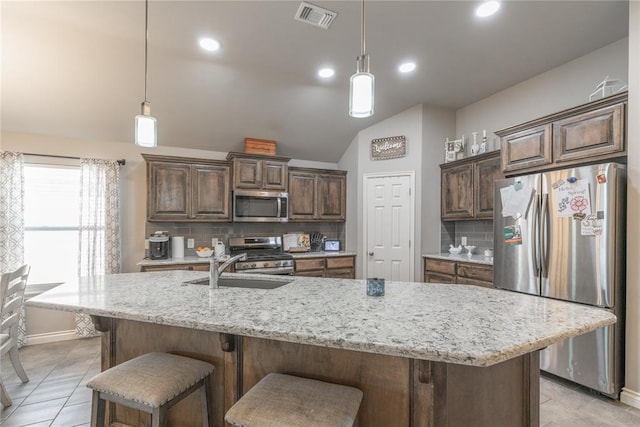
621, 387, 640, 409
25, 330, 78, 346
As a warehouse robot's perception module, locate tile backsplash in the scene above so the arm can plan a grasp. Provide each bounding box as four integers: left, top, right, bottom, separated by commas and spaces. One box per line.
145, 222, 345, 258
440, 220, 494, 254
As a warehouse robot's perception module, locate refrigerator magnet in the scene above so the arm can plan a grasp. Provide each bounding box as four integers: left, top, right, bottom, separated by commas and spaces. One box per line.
513, 181, 523, 191
597, 211, 605, 219
573, 212, 586, 220
552, 179, 565, 189
567, 176, 578, 183
503, 225, 523, 245
597, 174, 607, 184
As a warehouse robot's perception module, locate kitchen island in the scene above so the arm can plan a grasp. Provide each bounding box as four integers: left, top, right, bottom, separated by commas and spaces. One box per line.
27, 271, 615, 427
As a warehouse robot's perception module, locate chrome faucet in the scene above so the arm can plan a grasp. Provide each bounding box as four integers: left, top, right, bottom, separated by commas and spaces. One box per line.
210, 253, 247, 289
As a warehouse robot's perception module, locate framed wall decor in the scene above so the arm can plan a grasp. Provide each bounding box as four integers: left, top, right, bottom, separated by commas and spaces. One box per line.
371, 135, 406, 160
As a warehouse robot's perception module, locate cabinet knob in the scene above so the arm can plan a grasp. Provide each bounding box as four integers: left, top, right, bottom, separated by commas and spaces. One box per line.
368, 252, 374, 256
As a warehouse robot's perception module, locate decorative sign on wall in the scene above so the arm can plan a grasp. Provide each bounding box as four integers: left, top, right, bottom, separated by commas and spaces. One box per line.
370, 135, 407, 160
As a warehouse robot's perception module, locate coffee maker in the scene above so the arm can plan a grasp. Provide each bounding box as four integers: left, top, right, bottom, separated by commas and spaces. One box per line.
149, 231, 170, 260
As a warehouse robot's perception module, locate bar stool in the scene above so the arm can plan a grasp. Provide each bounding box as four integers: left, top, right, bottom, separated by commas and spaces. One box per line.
225, 373, 363, 427
86, 352, 215, 427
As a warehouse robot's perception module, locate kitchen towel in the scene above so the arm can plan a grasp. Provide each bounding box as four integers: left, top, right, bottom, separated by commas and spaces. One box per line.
172, 236, 185, 259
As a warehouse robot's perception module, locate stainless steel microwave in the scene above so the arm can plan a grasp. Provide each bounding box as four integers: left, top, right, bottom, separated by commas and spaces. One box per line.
233, 190, 289, 222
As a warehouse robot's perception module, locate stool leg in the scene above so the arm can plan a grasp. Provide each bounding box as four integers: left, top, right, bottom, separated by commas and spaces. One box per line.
91, 391, 105, 427
152, 406, 168, 427
201, 375, 214, 427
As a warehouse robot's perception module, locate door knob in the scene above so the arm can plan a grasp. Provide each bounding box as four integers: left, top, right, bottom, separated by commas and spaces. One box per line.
368, 252, 374, 256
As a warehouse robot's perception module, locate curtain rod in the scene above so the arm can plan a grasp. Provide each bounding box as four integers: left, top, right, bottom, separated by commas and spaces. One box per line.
23, 153, 125, 166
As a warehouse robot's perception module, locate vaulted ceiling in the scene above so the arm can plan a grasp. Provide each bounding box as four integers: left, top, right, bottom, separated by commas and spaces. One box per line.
1, 1, 629, 162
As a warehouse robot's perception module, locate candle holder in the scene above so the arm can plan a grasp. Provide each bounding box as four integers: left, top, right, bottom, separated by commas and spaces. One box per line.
366, 278, 385, 297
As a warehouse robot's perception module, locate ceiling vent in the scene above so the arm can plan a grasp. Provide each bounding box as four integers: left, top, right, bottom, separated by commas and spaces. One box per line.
294, 2, 337, 30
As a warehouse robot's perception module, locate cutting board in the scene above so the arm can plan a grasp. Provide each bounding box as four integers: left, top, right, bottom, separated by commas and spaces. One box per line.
283, 233, 310, 252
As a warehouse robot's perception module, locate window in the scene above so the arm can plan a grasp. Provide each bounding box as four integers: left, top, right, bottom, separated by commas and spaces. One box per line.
24, 164, 80, 286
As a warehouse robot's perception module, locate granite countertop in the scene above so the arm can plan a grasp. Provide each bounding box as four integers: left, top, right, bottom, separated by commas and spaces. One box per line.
27, 271, 614, 368
423, 252, 494, 265
138, 251, 357, 267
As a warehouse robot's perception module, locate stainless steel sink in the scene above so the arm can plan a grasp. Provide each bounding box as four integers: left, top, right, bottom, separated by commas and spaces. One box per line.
185, 277, 292, 289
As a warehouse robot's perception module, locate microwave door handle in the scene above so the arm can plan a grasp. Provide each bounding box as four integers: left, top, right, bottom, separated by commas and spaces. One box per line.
277, 197, 282, 218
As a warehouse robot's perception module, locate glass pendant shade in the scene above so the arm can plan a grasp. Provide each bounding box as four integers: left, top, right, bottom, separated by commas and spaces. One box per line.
135, 102, 157, 147
349, 55, 375, 118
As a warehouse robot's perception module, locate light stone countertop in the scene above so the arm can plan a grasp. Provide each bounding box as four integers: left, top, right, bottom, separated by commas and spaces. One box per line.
423, 252, 494, 265
27, 271, 614, 368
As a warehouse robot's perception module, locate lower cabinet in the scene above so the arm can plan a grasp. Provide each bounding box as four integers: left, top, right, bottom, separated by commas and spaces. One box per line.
294, 255, 356, 279
423, 257, 493, 288
140, 263, 210, 272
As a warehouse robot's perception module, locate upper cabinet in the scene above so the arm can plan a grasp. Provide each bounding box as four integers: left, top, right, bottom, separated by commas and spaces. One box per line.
143, 154, 231, 222
498, 92, 627, 175
289, 167, 347, 222
226, 152, 290, 191
440, 151, 503, 221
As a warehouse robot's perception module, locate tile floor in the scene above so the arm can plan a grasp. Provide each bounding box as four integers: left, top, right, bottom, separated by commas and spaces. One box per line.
2, 337, 640, 426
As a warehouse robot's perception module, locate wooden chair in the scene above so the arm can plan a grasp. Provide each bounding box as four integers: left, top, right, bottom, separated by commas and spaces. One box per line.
225, 373, 363, 427
86, 352, 215, 427
0, 264, 31, 407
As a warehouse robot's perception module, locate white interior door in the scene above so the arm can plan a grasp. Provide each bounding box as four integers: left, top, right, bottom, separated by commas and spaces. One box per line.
364, 173, 414, 281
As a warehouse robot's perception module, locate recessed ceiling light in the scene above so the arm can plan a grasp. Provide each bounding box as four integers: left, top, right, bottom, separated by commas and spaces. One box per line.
398, 62, 416, 73
318, 68, 335, 78
476, 1, 500, 18
199, 37, 221, 52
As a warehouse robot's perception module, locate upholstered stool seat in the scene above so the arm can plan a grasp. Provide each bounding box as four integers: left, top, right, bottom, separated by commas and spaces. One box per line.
225, 373, 363, 427
87, 352, 214, 427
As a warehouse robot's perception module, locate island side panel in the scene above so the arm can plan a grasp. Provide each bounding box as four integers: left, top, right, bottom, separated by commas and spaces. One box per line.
437, 351, 540, 427
241, 336, 412, 426
106, 318, 235, 427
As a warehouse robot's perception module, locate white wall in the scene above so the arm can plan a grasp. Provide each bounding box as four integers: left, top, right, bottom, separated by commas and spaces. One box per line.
421, 107, 456, 254
456, 38, 629, 152
621, 1, 640, 410
338, 134, 360, 254
338, 104, 455, 280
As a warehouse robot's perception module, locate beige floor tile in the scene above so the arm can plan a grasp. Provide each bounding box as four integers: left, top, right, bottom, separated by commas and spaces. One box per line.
0, 396, 66, 427
50, 401, 91, 427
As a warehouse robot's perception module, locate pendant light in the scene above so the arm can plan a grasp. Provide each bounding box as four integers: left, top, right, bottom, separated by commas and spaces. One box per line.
349, 0, 374, 118
135, 0, 157, 147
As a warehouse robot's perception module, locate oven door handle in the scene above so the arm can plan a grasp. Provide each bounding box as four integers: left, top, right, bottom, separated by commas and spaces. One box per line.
237, 266, 294, 275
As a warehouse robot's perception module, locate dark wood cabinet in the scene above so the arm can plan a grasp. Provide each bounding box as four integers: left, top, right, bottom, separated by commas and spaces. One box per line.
143, 154, 231, 222
440, 151, 502, 221
227, 152, 289, 191
289, 167, 347, 222
423, 257, 493, 288
498, 92, 627, 175
500, 124, 552, 173
294, 255, 355, 279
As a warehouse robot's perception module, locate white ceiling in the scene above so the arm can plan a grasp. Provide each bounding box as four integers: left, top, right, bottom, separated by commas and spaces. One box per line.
1, 1, 629, 162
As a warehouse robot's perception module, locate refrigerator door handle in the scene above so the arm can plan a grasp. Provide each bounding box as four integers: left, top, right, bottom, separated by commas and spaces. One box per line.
541, 193, 550, 278
532, 194, 540, 278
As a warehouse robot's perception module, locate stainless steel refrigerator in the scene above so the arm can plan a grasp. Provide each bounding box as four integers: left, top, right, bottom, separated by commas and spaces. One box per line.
493, 162, 625, 397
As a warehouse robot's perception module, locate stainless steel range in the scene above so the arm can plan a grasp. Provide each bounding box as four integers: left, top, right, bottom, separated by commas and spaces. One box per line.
229, 236, 294, 275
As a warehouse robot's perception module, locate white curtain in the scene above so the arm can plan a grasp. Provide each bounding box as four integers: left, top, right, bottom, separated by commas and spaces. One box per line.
0, 151, 27, 347
76, 158, 121, 337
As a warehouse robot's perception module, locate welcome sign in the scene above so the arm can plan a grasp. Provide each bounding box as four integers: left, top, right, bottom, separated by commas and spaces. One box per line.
371, 135, 406, 160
